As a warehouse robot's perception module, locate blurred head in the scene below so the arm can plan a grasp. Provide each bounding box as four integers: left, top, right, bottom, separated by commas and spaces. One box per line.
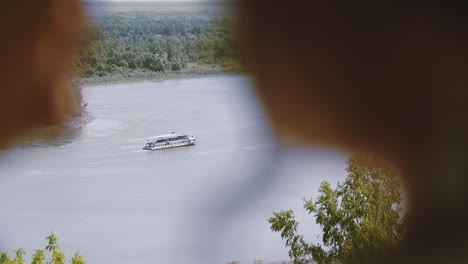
239, 1, 468, 161
0, 0, 84, 148
238, 1, 468, 261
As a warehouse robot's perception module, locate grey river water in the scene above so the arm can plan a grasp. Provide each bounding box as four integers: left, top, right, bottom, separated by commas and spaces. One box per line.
0, 76, 347, 264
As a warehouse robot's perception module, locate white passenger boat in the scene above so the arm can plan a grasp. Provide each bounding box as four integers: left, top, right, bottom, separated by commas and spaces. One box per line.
142, 132, 197, 151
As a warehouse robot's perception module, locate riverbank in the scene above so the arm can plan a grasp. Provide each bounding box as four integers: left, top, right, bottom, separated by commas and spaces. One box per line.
77, 64, 243, 86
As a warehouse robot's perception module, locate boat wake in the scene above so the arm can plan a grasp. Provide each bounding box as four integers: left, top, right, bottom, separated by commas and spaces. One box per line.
193, 144, 273, 156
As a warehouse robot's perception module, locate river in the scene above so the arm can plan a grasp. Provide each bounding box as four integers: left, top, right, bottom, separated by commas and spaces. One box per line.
0, 76, 347, 264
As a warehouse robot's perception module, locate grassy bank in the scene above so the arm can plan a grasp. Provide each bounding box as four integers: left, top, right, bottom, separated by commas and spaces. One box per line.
77, 64, 243, 86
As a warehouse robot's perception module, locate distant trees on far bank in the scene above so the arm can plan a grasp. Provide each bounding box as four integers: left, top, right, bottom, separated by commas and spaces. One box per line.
74, 13, 241, 79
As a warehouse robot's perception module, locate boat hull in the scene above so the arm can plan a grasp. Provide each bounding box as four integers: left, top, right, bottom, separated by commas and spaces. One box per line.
143, 142, 195, 151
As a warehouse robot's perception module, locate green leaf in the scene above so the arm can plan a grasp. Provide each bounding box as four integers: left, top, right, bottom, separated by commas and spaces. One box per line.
270, 154, 406, 264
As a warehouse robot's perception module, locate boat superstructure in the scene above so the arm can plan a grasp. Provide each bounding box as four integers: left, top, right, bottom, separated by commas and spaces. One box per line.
143, 132, 197, 151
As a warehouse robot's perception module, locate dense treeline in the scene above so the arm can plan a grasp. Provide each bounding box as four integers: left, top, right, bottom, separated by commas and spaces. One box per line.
74, 12, 240, 79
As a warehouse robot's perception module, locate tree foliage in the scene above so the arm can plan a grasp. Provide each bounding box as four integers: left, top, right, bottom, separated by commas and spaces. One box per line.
30, 250, 45, 264
0, 233, 86, 264
71, 253, 86, 264
12, 248, 26, 264
0, 253, 11, 264
269, 155, 405, 264
74, 13, 240, 78
45, 233, 59, 252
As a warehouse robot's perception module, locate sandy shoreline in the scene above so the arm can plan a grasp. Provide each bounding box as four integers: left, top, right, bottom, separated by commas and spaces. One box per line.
76, 66, 243, 87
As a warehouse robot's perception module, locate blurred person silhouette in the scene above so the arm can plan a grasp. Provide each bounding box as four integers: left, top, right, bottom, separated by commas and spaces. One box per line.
1, 0, 468, 263
0, 0, 84, 148
238, 1, 468, 263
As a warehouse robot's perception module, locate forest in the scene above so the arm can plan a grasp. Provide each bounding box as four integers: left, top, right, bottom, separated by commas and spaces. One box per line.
73, 11, 240, 82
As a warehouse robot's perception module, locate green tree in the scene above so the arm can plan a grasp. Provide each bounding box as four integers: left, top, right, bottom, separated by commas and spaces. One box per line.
50, 250, 66, 264
1, 234, 86, 264
269, 155, 405, 264
45, 233, 59, 252
0, 252, 11, 264
12, 248, 26, 264
31, 250, 46, 264
71, 253, 86, 264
